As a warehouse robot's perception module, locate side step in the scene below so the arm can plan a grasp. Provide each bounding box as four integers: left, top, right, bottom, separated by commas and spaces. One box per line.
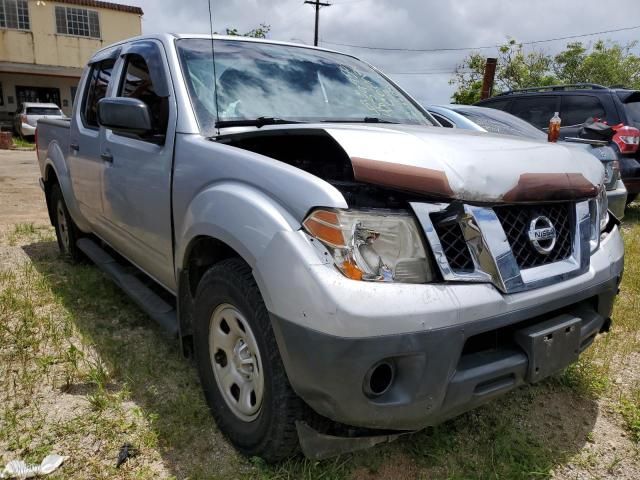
77, 238, 178, 336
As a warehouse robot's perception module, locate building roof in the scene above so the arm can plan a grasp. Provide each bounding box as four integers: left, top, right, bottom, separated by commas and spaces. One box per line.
0, 61, 83, 78
53, 0, 143, 15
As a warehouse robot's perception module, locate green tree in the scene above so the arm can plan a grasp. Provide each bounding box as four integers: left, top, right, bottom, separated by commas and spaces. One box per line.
221, 23, 271, 39
554, 40, 640, 88
450, 39, 640, 104
451, 40, 556, 104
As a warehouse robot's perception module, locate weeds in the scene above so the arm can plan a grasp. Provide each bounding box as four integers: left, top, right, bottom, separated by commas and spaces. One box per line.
1, 208, 639, 478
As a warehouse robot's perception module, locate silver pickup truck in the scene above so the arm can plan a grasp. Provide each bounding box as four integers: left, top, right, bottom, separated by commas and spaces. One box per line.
36, 34, 624, 461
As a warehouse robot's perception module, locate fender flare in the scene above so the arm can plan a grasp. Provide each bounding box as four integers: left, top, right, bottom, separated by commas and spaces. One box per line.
176, 180, 300, 275
43, 141, 91, 232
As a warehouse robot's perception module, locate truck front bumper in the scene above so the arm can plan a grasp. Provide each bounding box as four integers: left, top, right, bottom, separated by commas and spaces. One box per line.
257, 225, 624, 431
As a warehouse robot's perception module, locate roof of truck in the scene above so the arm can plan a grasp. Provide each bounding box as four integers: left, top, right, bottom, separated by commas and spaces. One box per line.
88, 33, 356, 63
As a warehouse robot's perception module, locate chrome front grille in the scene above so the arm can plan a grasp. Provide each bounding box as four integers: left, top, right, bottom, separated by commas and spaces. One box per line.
493, 203, 574, 269
414, 200, 590, 294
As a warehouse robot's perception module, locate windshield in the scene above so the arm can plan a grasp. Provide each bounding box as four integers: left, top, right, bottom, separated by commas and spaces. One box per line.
176, 39, 431, 133
26, 107, 62, 116
452, 106, 546, 140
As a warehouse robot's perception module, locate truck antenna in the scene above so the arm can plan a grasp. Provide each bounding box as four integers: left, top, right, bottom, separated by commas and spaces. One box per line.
207, 0, 221, 130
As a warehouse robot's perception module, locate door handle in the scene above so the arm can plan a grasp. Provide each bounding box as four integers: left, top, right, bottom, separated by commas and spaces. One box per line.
70, 143, 79, 152
100, 152, 113, 163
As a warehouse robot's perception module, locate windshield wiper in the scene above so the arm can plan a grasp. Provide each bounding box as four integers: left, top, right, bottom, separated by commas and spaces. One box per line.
215, 117, 304, 129
320, 117, 400, 124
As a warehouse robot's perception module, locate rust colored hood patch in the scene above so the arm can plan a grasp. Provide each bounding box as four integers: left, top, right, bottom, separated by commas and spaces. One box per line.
351, 157, 454, 198
503, 173, 598, 202
351, 158, 598, 202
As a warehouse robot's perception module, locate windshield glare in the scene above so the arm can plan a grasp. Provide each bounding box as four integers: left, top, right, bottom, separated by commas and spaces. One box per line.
176, 39, 431, 133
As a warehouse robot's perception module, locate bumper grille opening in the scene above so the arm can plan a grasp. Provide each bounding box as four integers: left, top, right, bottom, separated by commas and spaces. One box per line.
432, 218, 474, 272
460, 299, 597, 358
493, 203, 574, 269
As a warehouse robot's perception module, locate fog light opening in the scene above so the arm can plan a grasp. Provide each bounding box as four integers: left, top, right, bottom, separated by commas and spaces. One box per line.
364, 361, 395, 398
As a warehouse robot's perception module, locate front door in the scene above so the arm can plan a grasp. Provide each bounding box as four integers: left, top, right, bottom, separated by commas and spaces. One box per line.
99, 40, 177, 290
68, 58, 116, 225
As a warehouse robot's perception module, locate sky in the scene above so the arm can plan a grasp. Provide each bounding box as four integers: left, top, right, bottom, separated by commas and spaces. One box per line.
124, 0, 640, 104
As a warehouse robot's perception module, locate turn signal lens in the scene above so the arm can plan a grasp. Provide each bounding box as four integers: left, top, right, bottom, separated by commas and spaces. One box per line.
302, 210, 346, 248
612, 125, 640, 154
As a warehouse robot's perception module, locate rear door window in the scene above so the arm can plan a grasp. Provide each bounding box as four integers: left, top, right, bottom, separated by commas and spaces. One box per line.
82, 59, 115, 128
509, 96, 559, 129
479, 98, 511, 111
560, 95, 606, 126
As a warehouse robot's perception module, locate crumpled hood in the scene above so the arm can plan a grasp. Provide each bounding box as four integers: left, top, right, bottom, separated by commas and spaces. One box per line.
322, 124, 604, 203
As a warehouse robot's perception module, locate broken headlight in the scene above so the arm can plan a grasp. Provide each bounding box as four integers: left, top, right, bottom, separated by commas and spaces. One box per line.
303, 209, 434, 283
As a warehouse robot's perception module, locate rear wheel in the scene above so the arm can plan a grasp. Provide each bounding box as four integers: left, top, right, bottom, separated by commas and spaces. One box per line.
625, 193, 637, 206
193, 258, 304, 462
51, 184, 83, 262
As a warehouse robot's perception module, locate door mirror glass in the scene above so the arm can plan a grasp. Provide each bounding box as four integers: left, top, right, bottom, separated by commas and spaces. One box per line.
97, 97, 152, 135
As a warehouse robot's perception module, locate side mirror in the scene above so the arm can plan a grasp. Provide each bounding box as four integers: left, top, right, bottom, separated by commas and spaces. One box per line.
97, 97, 152, 135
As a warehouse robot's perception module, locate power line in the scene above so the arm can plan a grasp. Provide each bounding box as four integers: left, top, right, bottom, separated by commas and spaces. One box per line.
321, 24, 640, 53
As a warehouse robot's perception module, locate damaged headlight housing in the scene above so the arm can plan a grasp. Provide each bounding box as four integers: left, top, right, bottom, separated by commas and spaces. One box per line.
303, 209, 434, 283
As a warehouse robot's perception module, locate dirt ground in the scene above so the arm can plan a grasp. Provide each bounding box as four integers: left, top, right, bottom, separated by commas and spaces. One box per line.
0, 149, 638, 479
0, 150, 50, 228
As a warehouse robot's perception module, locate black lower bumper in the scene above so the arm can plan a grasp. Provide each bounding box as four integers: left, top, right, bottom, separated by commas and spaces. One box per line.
271, 277, 620, 431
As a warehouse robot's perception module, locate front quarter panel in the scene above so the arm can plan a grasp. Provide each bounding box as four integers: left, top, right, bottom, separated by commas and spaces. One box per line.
173, 133, 348, 274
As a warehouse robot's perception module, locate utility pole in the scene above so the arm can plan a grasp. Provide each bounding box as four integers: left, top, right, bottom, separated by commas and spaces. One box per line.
480, 58, 498, 100
304, 0, 331, 46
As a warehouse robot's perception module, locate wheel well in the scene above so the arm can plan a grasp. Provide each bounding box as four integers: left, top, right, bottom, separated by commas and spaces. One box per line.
184, 236, 243, 297
43, 166, 59, 226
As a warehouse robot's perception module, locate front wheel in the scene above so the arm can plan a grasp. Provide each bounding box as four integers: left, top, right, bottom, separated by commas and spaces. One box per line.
193, 258, 305, 462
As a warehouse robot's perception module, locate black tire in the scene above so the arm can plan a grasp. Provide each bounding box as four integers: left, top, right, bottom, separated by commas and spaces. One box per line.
625, 193, 637, 206
193, 258, 304, 462
51, 184, 83, 262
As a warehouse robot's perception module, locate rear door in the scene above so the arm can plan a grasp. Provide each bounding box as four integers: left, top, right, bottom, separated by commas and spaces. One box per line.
68, 57, 117, 225
99, 40, 177, 290
559, 94, 608, 139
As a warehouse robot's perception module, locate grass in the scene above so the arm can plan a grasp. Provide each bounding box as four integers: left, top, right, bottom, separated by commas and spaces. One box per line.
1, 208, 639, 479
620, 388, 640, 443
11, 136, 36, 150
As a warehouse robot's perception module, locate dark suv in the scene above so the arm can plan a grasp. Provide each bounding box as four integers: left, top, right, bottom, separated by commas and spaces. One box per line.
476, 84, 640, 201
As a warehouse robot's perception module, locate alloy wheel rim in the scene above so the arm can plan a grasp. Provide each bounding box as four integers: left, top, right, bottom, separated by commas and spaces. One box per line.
209, 303, 264, 422
56, 201, 70, 252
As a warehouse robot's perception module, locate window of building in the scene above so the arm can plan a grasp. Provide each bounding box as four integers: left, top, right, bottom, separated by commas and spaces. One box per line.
0, 0, 30, 30
55, 6, 100, 38
560, 95, 607, 126
118, 54, 169, 142
82, 59, 115, 128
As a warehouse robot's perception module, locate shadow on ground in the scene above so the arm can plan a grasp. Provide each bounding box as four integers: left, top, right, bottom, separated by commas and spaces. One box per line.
22, 239, 601, 479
